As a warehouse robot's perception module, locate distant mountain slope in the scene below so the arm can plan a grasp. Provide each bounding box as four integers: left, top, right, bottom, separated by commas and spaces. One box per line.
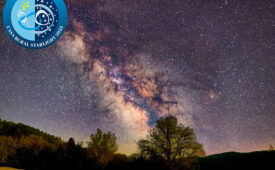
0, 118, 62, 144
200, 151, 275, 170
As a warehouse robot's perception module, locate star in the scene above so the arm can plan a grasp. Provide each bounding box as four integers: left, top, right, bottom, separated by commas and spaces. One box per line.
0, 0, 274, 157
21, 1, 30, 11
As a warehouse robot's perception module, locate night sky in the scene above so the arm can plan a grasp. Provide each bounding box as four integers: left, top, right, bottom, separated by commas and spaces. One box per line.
0, 0, 274, 155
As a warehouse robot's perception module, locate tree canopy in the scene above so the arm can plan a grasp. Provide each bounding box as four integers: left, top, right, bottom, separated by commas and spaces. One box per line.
87, 128, 118, 164
138, 116, 205, 162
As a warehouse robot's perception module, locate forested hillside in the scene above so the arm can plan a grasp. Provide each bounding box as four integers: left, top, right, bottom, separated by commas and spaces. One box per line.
0, 118, 62, 144
0, 118, 274, 170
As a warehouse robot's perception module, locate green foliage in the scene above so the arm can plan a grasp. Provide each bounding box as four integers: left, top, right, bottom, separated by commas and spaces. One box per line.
0, 119, 94, 169
1, 117, 274, 170
0, 119, 62, 166
0, 136, 17, 164
0, 135, 58, 168
138, 116, 205, 162
88, 128, 118, 164
0, 119, 62, 145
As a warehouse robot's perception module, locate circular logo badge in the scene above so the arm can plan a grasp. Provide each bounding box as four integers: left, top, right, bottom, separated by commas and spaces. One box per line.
3, 0, 67, 49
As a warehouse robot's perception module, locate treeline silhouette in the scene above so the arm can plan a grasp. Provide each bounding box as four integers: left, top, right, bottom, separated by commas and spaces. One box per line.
199, 151, 275, 170
0, 117, 274, 170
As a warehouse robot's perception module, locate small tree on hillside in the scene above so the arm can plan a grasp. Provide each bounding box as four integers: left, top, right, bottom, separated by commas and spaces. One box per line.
268, 144, 274, 151
87, 128, 118, 164
137, 116, 205, 162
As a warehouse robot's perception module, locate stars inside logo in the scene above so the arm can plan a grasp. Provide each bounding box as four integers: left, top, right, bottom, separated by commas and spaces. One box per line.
21, 1, 30, 11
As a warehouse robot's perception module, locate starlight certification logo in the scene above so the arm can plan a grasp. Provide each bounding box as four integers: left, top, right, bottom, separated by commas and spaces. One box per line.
3, 0, 67, 49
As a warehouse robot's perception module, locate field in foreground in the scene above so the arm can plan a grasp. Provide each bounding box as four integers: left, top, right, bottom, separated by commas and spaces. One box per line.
0, 168, 21, 170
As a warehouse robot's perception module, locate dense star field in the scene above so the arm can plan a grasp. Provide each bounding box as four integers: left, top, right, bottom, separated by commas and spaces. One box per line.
0, 0, 274, 155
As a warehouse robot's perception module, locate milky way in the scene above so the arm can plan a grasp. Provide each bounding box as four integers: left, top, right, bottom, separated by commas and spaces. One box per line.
0, 0, 274, 155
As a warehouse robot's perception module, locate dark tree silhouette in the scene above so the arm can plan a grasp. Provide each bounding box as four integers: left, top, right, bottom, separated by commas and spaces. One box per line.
1, 118, 274, 170
88, 128, 118, 164
138, 116, 205, 162
268, 144, 274, 151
